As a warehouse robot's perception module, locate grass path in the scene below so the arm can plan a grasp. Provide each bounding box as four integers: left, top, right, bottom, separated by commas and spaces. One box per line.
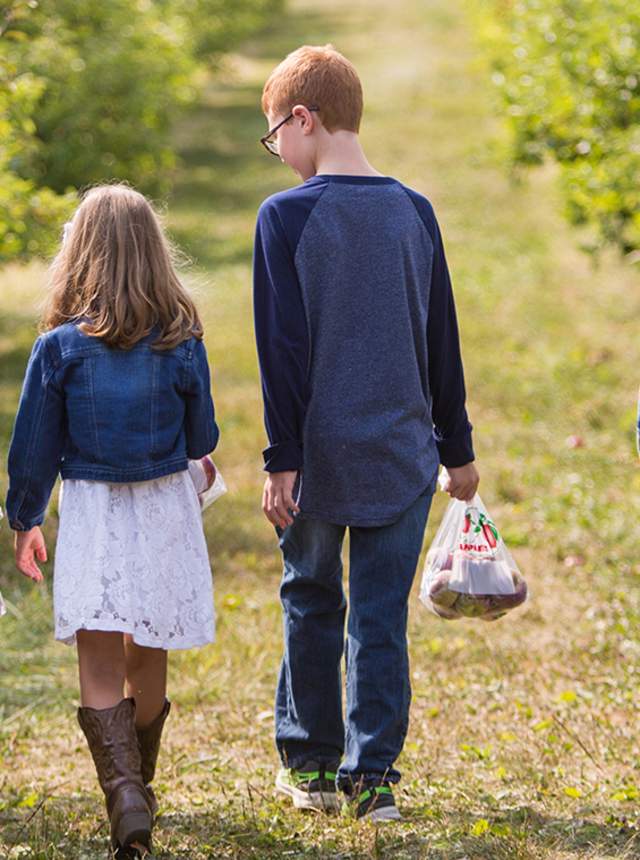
2, 0, 640, 857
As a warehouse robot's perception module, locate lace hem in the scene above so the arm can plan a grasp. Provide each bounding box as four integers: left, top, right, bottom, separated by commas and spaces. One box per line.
56, 617, 216, 651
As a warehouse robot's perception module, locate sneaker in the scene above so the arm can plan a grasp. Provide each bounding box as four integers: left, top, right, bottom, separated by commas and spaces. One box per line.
275, 761, 341, 812
348, 783, 401, 822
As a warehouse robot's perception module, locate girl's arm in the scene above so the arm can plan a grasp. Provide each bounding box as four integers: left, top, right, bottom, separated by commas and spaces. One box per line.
184, 338, 219, 460
6, 335, 65, 532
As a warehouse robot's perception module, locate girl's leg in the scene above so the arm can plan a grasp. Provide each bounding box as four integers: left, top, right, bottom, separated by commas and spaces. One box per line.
123, 635, 170, 816
75, 630, 152, 852
123, 634, 168, 727
76, 629, 126, 707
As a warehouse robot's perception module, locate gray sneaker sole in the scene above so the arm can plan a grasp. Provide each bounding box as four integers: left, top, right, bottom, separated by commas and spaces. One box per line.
365, 804, 402, 822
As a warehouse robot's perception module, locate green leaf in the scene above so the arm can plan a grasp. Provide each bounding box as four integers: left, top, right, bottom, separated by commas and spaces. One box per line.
471, 818, 490, 836
612, 786, 639, 801
558, 690, 577, 703
222, 593, 243, 610
18, 791, 38, 808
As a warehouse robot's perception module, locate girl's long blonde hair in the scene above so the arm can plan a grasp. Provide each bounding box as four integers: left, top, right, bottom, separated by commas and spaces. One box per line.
42, 183, 203, 350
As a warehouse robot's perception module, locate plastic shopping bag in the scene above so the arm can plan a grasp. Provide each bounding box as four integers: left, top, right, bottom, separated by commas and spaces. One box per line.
420, 481, 528, 622
188, 455, 227, 511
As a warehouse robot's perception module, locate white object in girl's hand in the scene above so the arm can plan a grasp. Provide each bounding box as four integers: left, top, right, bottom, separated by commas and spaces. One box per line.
188, 455, 227, 511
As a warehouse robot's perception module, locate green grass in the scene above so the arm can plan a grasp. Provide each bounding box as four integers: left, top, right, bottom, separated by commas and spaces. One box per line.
2, 0, 640, 857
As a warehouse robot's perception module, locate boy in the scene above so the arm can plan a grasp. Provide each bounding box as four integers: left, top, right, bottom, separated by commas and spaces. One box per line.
253, 44, 479, 821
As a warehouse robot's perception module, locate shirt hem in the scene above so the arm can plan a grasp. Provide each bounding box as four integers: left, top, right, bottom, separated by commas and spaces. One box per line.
299, 479, 438, 527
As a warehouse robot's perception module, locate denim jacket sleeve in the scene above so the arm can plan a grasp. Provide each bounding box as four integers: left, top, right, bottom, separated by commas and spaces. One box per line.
183, 337, 219, 460
6, 335, 66, 531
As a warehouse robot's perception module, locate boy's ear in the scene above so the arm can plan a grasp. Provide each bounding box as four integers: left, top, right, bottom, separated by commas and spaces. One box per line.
291, 104, 316, 135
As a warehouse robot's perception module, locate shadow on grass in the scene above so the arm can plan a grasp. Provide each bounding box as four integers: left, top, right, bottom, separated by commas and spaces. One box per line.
0, 585, 76, 725
3, 798, 639, 859
166, 8, 348, 271
406, 803, 640, 859
1, 799, 323, 860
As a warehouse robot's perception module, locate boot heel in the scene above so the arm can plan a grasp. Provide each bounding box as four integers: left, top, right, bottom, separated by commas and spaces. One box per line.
114, 811, 151, 850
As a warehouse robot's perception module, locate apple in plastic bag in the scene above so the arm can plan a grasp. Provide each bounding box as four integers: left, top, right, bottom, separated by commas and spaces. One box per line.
483, 571, 528, 612
429, 572, 459, 609
430, 602, 460, 620
454, 593, 492, 618
480, 609, 508, 622
426, 547, 453, 572
427, 568, 527, 620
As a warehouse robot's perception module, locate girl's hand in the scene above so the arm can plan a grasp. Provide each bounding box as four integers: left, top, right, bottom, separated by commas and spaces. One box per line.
14, 526, 47, 583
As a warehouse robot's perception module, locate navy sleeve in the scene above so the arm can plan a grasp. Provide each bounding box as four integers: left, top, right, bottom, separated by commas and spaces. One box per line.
184, 338, 219, 460
253, 198, 311, 472
403, 188, 474, 467
6, 336, 66, 530
425, 208, 475, 467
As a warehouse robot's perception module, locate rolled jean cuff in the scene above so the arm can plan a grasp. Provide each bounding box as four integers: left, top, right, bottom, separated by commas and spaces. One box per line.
280, 747, 343, 771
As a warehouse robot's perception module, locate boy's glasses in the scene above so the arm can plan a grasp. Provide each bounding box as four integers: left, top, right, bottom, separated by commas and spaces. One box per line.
260, 107, 319, 156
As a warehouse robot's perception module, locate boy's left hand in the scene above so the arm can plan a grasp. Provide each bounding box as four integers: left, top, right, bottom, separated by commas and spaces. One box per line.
445, 462, 480, 502
14, 526, 47, 583
263, 471, 300, 529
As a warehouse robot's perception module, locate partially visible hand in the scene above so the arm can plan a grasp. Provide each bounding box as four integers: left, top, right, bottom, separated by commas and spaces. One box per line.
14, 526, 47, 583
445, 463, 479, 502
262, 471, 300, 529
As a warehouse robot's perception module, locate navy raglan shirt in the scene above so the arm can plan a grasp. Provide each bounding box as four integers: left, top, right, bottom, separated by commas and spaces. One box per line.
253, 174, 474, 527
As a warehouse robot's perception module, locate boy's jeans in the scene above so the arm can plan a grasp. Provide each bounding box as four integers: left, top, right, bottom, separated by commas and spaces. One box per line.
274, 483, 435, 791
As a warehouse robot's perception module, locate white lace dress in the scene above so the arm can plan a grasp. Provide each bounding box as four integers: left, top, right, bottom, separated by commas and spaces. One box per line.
53, 470, 215, 650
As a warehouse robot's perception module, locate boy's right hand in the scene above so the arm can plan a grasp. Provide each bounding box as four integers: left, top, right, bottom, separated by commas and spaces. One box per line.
445, 463, 479, 502
263, 471, 300, 529
14, 526, 47, 583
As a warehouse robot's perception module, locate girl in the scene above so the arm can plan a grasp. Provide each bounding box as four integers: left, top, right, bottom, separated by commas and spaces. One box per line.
5, 184, 219, 858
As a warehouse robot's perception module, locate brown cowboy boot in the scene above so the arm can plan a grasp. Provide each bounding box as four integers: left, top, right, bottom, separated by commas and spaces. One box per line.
136, 699, 171, 817
77, 697, 152, 856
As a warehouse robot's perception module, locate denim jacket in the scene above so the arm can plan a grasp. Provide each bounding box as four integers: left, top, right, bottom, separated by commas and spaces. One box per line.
6, 321, 219, 531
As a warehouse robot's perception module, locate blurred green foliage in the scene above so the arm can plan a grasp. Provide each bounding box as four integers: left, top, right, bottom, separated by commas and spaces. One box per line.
0, 0, 282, 262
476, 0, 640, 254
1, 4, 76, 260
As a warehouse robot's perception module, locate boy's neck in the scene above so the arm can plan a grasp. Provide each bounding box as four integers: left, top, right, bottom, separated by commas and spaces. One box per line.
313, 130, 383, 178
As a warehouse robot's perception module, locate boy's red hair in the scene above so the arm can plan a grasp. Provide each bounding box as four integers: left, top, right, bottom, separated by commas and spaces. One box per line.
261, 44, 363, 133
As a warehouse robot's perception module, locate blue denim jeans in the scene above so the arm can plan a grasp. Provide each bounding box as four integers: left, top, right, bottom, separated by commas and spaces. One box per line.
274, 483, 435, 791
